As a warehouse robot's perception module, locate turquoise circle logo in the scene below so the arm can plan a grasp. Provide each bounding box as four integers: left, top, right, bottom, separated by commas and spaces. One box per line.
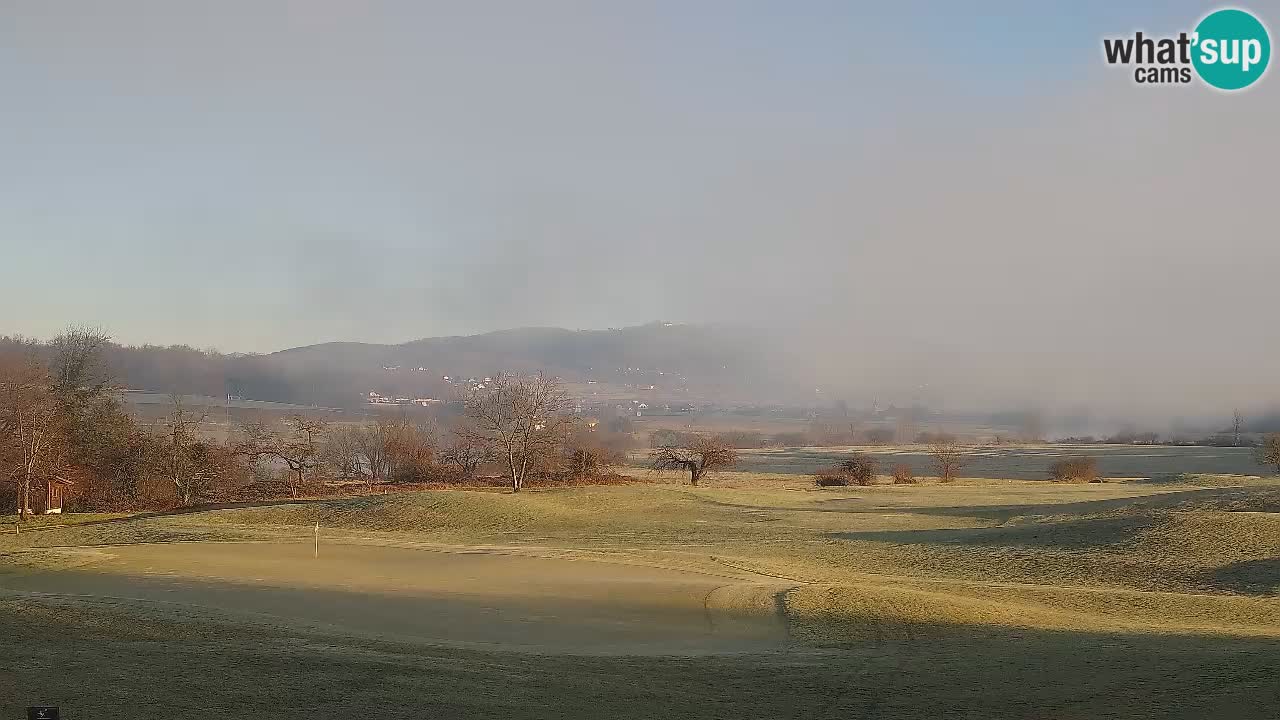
1192, 9, 1271, 90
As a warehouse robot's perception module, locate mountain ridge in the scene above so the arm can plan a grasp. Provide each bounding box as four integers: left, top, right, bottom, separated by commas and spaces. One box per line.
2, 322, 790, 409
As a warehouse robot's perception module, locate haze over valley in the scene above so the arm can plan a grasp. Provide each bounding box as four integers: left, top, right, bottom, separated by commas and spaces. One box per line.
3, 3, 1278, 718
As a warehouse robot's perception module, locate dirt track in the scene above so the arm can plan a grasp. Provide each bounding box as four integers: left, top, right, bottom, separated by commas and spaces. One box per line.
0, 541, 790, 655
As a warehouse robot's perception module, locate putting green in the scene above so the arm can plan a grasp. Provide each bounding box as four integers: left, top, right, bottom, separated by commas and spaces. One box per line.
0, 541, 790, 655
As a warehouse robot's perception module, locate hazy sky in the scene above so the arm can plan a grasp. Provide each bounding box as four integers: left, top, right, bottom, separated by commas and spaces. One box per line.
2, 1, 1276, 415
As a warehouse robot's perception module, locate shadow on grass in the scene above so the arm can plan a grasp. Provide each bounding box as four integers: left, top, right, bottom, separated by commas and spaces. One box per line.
694, 486, 1241, 527
0, 550, 787, 655
827, 486, 1245, 523
1201, 558, 1280, 595
21, 497, 351, 535
2, 586, 1276, 719
823, 512, 1153, 551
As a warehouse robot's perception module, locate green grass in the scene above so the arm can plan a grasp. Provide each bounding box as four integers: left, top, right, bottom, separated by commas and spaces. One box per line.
2, 476, 1278, 717
3, 511, 132, 530
2, 596, 1276, 719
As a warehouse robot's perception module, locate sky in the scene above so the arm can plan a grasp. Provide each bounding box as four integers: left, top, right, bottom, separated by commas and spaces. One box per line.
1, 1, 1276, 416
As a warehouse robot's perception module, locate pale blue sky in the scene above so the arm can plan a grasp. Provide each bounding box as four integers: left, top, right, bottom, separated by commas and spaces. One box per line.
3, 1, 1277, 416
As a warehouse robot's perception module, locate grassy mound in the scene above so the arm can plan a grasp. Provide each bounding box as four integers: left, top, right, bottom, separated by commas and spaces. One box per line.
207, 491, 581, 534
194, 485, 803, 547
785, 580, 1280, 645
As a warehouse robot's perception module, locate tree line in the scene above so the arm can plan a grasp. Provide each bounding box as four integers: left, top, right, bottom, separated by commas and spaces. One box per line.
7, 328, 1279, 518
1, 329, 644, 517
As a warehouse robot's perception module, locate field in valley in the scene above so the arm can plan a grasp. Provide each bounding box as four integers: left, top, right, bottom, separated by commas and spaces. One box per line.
2, 473, 1278, 718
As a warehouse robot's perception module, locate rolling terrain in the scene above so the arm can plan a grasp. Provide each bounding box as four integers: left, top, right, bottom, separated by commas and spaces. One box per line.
2, 473, 1277, 718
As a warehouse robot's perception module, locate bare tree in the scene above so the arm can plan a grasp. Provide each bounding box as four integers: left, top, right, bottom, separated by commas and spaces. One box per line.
241, 415, 329, 497
1256, 433, 1280, 475
280, 415, 328, 495
323, 426, 368, 483
157, 394, 208, 506
0, 357, 63, 520
462, 373, 572, 492
649, 436, 737, 486
1233, 409, 1245, 447
381, 415, 438, 482
928, 438, 966, 482
440, 430, 495, 479
353, 422, 391, 482
48, 326, 114, 412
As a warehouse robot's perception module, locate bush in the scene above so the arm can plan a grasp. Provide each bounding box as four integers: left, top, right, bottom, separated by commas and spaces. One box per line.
891, 463, 916, 484
563, 444, 626, 479
1048, 456, 1100, 483
814, 452, 877, 487
838, 453, 877, 485
814, 471, 851, 487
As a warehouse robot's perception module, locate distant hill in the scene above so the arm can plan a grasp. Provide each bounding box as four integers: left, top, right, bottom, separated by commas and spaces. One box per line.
49, 323, 794, 409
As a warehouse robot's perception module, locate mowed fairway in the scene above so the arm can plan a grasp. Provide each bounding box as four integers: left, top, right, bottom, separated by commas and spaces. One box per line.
2, 475, 1278, 718
0, 542, 787, 654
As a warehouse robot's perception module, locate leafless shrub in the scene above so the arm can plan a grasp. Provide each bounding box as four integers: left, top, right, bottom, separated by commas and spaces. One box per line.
891, 463, 916, 484
1048, 456, 1099, 483
813, 453, 878, 487
563, 428, 627, 479
813, 470, 851, 487
838, 453, 877, 485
